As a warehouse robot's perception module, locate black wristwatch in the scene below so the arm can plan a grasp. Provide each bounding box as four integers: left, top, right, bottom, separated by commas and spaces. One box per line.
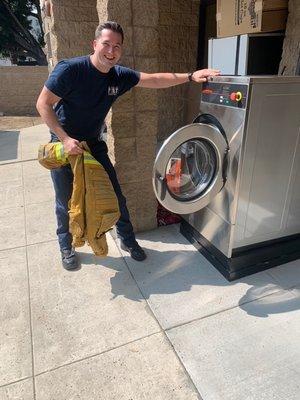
188, 72, 194, 82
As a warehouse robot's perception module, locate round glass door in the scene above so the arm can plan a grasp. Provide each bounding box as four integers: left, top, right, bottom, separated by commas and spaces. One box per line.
166, 139, 217, 201
153, 123, 228, 214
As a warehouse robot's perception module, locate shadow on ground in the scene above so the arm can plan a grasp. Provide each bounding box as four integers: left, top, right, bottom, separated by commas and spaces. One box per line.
76, 246, 298, 319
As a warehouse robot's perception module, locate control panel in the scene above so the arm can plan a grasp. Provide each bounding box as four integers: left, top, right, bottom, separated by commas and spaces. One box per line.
201, 82, 248, 109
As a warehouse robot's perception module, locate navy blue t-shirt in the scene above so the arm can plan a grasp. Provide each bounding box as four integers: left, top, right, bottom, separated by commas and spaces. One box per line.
45, 55, 140, 140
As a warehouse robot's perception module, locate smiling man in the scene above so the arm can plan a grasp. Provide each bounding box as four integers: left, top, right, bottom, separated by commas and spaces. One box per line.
36, 21, 220, 270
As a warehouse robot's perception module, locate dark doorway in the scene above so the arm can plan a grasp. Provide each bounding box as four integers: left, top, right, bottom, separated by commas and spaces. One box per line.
197, 0, 217, 69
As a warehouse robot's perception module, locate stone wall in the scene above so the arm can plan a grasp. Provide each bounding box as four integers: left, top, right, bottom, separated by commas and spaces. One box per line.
95, 0, 200, 231
43, 0, 98, 68
279, 0, 300, 74
0, 66, 48, 115
42, 0, 201, 232
157, 0, 200, 142
96, 0, 160, 232
41, 0, 300, 233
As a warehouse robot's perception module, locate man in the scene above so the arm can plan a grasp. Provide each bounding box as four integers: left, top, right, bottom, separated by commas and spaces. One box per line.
36, 21, 220, 270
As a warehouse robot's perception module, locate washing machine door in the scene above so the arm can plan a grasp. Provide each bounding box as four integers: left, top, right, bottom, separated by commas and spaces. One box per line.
153, 121, 228, 214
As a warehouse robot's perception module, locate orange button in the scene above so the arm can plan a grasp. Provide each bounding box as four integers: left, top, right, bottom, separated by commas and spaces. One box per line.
202, 89, 213, 94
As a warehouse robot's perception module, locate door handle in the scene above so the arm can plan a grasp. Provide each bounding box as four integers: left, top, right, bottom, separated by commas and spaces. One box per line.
155, 173, 167, 201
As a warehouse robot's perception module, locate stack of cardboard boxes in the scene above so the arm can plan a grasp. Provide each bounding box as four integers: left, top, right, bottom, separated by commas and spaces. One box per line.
216, 0, 288, 38
208, 0, 288, 75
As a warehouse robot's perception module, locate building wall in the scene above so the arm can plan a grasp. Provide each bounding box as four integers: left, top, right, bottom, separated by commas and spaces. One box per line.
157, 0, 200, 142
97, 0, 160, 232
0, 58, 14, 66
43, 0, 300, 232
42, 0, 201, 232
279, 0, 300, 74
0, 66, 48, 115
96, 0, 201, 231
43, 0, 98, 68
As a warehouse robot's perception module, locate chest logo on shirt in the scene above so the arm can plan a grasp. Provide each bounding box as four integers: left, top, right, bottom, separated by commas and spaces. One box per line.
108, 86, 119, 96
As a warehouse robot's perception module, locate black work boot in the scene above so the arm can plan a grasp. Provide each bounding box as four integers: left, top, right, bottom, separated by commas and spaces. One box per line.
61, 248, 79, 270
120, 242, 147, 261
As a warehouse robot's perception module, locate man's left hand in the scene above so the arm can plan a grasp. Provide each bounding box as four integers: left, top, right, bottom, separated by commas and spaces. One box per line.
191, 69, 220, 83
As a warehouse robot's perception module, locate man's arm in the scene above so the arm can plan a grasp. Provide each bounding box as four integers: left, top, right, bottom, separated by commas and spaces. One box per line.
36, 86, 83, 154
137, 69, 220, 89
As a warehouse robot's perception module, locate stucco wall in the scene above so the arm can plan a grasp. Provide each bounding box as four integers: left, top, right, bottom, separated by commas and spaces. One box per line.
0, 66, 48, 115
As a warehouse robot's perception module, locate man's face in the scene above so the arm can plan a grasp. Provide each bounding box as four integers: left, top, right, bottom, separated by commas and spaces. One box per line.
93, 28, 123, 71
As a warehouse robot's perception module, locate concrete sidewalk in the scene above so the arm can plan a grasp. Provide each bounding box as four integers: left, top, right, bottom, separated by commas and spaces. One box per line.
0, 120, 299, 400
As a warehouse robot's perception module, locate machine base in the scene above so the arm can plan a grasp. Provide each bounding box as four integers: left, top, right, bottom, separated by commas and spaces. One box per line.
180, 220, 300, 281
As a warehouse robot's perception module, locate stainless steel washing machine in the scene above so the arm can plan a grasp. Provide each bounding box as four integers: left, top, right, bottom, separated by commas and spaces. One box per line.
153, 76, 300, 281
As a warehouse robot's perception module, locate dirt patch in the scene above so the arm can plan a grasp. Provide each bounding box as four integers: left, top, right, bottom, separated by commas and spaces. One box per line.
0, 116, 43, 131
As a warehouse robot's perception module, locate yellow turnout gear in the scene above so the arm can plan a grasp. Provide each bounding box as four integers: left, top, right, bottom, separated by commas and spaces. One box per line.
38, 142, 120, 256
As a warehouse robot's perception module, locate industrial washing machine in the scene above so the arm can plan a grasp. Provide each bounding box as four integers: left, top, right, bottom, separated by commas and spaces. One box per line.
153, 76, 300, 281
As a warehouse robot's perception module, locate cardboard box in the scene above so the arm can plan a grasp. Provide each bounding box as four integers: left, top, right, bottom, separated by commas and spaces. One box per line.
217, 0, 288, 38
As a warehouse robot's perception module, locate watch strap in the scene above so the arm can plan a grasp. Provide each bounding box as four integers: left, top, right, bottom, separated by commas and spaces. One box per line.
188, 72, 194, 82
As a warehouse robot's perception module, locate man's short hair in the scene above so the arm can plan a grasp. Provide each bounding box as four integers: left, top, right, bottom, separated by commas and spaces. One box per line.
95, 21, 124, 43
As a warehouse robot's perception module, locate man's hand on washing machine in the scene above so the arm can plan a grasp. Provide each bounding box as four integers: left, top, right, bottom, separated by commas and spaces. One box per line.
137, 69, 221, 89
191, 69, 221, 83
